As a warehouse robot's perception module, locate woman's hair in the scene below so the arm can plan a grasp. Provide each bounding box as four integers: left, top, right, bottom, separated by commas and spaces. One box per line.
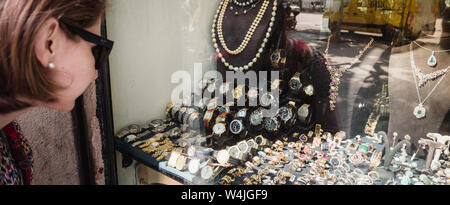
0, 0, 106, 114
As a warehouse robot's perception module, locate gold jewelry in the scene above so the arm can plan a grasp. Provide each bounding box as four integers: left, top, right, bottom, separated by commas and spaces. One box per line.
203, 109, 216, 130
270, 49, 287, 69
233, 85, 245, 100
165, 102, 176, 118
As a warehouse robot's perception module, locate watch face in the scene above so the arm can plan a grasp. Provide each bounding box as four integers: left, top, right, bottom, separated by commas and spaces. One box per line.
125, 134, 137, 143
247, 139, 256, 149
278, 106, 292, 121
176, 156, 187, 171
230, 120, 243, 135
217, 106, 230, 114
271, 51, 280, 63
237, 141, 249, 153
213, 123, 226, 135
289, 78, 302, 91
260, 92, 274, 107
228, 146, 240, 159
298, 105, 310, 120
255, 135, 264, 145
188, 158, 201, 174
264, 117, 279, 131
304, 84, 315, 96
250, 109, 263, 126
236, 109, 247, 118
217, 150, 230, 165
201, 165, 213, 180
187, 146, 196, 157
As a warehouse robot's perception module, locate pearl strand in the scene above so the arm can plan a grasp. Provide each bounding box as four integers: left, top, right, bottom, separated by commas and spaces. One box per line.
212, 0, 277, 71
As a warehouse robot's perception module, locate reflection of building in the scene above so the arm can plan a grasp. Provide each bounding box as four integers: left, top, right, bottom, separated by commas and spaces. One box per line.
301, 0, 326, 12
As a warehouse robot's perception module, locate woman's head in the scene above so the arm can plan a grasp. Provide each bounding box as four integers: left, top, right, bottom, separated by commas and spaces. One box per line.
0, 0, 107, 114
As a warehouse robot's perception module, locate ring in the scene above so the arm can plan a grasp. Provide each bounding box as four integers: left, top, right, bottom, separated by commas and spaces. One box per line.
368, 171, 380, 181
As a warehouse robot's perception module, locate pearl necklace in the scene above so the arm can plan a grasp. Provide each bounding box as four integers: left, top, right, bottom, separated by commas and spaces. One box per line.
212, 0, 277, 71
232, 0, 258, 7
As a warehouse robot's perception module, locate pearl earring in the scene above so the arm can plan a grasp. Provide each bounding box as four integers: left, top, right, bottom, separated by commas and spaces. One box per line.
49, 62, 55, 69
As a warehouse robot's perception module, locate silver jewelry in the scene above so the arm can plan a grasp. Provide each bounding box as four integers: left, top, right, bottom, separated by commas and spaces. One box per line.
410, 43, 449, 87
410, 43, 449, 119
413, 41, 450, 67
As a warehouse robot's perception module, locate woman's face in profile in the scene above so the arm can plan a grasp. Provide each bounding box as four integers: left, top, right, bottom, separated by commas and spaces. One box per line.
38, 18, 102, 112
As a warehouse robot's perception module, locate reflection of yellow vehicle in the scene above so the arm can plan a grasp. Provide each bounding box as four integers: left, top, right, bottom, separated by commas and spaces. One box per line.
323, 0, 439, 42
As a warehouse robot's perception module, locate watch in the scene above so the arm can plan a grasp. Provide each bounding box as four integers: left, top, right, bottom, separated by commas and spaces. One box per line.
171, 104, 182, 121
203, 109, 217, 131
297, 104, 312, 124
235, 108, 248, 118
247, 139, 258, 150
212, 123, 227, 137
175, 155, 187, 171
216, 149, 230, 165
278, 102, 297, 128
228, 146, 240, 159
183, 108, 196, 124
188, 158, 201, 174
304, 84, 315, 96
215, 112, 232, 124
188, 112, 201, 129
270, 49, 287, 69
260, 92, 276, 107
217, 105, 230, 114
165, 102, 176, 119
264, 116, 280, 132
167, 150, 181, 168
201, 165, 214, 181
237, 141, 250, 154
128, 124, 141, 134
289, 72, 303, 92
177, 107, 188, 123
250, 108, 264, 128
229, 119, 245, 135
255, 135, 268, 146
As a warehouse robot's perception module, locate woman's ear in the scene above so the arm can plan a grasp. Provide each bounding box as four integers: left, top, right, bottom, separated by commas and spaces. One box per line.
34, 17, 61, 69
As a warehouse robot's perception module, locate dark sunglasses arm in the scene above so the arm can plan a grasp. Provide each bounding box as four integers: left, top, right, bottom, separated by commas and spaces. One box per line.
62, 22, 114, 49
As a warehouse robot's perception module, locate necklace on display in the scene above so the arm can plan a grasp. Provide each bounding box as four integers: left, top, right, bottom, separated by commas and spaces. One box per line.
413, 41, 450, 67
410, 42, 449, 88
410, 43, 450, 119
230, 0, 262, 16
212, 0, 277, 71
324, 34, 374, 110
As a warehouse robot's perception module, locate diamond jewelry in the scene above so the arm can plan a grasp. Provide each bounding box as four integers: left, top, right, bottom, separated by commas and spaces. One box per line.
413, 41, 450, 67
410, 42, 449, 87
410, 43, 449, 119
325, 34, 374, 110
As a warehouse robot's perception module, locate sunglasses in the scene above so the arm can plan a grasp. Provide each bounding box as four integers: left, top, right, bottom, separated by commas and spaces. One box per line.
61, 22, 114, 70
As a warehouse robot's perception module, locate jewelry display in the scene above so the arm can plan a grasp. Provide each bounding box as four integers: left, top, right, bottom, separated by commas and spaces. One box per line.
212, 0, 278, 71
412, 41, 450, 67
410, 43, 449, 119
324, 34, 374, 110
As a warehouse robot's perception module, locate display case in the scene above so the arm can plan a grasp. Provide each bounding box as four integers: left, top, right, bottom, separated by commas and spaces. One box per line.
104, 0, 450, 185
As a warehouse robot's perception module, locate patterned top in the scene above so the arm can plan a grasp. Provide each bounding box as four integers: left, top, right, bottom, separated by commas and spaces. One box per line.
0, 122, 33, 185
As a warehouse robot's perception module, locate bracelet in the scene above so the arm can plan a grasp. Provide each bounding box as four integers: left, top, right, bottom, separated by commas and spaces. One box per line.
367, 171, 380, 181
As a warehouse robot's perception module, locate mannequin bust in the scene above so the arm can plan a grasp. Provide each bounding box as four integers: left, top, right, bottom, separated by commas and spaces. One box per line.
213, 0, 338, 132
388, 8, 450, 155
